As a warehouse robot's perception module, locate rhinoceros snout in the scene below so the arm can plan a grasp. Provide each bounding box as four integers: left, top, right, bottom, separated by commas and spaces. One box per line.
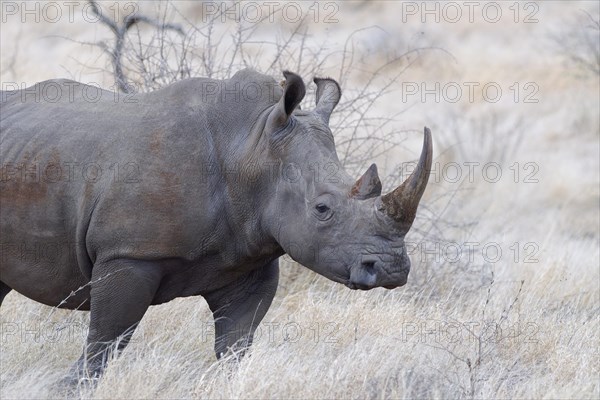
347, 255, 409, 290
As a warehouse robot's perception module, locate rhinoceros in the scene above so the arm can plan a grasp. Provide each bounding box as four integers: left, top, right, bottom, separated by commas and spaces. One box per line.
0, 69, 432, 379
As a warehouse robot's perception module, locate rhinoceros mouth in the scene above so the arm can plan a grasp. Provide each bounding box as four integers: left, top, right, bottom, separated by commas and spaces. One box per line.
346, 282, 372, 290
383, 284, 401, 289
384, 275, 408, 289
345, 282, 406, 290
345, 274, 408, 290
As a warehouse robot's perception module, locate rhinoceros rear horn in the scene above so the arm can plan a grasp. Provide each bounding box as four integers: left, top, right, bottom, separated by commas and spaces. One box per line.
381, 127, 433, 228
350, 163, 382, 200
267, 71, 306, 133
313, 77, 341, 124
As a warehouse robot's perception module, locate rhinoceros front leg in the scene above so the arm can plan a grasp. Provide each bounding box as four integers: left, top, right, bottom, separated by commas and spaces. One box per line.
71, 259, 163, 381
204, 259, 279, 359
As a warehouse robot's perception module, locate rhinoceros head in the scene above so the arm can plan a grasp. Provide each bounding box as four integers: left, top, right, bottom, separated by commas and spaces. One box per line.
262, 71, 432, 290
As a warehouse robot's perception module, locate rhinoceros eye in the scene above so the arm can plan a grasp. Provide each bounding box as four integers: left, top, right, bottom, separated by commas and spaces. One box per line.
314, 203, 333, 221
315, 204, 330, 213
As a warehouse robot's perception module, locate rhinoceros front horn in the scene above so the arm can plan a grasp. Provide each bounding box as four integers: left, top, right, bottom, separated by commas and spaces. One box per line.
381, 127, 433, 227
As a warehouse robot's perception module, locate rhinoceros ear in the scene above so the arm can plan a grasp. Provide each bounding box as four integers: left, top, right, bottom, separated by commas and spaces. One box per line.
350, 163, 382, 200
313, 77, 341, 124
267, 71, 306, 133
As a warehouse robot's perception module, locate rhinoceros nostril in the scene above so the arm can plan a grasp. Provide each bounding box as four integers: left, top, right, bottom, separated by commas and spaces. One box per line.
361, 260, 376, 273
350, 259, 378, 289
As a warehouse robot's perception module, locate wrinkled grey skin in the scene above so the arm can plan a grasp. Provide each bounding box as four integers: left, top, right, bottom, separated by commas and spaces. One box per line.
0, 69, 432, 381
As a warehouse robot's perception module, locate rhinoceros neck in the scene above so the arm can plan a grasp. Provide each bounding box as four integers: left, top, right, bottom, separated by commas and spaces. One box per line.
137, 74, 285, 266
138, 71, 284, 249
206, 102, 284, 255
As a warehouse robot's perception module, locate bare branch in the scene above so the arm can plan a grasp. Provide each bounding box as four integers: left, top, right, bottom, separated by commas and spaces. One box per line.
88, 0, 184, 92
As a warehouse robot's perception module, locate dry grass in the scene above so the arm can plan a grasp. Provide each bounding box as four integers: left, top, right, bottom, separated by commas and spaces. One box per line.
1, 223, 598, 399
1, 1, 599, 399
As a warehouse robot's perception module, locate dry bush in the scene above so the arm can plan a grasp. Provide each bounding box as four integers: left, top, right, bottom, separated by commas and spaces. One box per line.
81, 0, 446, 176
